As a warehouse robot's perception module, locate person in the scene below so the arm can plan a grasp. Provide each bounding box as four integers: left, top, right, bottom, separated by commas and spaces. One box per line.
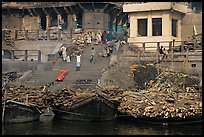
159, 46, 164, 61
96, 32, 102, 44
66, 54, 71, 63
163, 48, 168, 58
106, 47, 110, 57
115, 40, 121, 54
60, 45, 67, 61
102, 30, 107, 44
76, 53, 81, 71
86, 33, 92, 46
66, 47, 72, 63
90, 47, 96, 63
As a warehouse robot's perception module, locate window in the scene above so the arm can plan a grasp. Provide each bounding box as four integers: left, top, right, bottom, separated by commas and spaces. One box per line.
138, 19, 147, 36
172, 19, 177, 37
152, 18, 162, 36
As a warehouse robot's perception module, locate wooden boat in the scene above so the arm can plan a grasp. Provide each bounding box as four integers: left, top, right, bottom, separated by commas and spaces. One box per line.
117, 112, 202, 126
2, 100, 41, 124
52, 93, 117, 121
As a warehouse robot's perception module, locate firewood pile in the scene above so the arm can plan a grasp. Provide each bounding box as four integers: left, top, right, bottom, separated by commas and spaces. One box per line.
115, 68, 202, 119
2, 85, 49, 107
43, 88, 96, 111
72, 31, 101, 46
2, 29, 14, 46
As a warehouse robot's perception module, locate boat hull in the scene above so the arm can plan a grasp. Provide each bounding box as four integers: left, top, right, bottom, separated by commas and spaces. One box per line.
117, 113, 202, 125
53, 94, 117, 121
2, 100, 41, 124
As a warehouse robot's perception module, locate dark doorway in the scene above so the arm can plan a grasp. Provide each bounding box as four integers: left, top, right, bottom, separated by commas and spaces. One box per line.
41, 16, 46, 30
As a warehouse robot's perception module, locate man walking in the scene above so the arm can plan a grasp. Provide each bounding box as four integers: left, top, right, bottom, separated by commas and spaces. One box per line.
90, 47, 96, 63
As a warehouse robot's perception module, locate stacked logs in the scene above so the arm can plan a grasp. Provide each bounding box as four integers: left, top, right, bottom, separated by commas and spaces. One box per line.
3, 29, 14, 46
44, 88, 96, 111
2, 85, 49, 107
2, 86, 97, 111
115, 68, 202, 119
116, 90, 202, 119
72, 31, 101, 46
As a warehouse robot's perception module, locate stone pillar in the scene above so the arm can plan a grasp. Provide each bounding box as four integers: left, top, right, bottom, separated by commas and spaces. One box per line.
177, 18, 181, 40
68, 14, 75, 31
147, 16, 152, 36
46, 15, 51, 29
130, 14, 137, 38
57, 14, 61, 26
162, 11, 171, 36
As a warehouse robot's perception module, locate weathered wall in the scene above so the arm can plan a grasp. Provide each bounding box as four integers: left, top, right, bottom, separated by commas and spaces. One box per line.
181, 13, 202, 41
82, 11, 109, 32
2, 14, 22, 30
22, 15, 38, 30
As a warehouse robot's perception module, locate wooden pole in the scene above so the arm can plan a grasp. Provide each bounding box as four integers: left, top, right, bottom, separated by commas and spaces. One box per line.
2, 82, 8, 122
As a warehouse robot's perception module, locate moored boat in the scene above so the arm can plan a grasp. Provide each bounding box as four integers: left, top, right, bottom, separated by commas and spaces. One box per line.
2, 100, 41, 124
117, 112, 202, 126
52, 93, 117, 121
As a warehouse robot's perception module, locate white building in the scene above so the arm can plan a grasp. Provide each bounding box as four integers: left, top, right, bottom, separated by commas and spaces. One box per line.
123, 2, 194, 51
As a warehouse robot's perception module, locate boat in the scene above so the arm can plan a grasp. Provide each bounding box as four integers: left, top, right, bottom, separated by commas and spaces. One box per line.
52, 93, 117, 121
117, 112, 202, 126
2, 100, 41, 124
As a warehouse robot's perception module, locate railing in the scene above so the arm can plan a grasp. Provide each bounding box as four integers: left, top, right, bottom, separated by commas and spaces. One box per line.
15, 28, 73, 41
9, 50, 41, 61
124, 40, 202, 62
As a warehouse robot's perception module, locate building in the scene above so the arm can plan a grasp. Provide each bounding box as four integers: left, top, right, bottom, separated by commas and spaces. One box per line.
2, 2, 128, 33
123, 2, 202, 51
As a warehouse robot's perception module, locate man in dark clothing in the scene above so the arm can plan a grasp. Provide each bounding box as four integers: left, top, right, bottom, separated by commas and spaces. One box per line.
159, 46, 164, 54
102, 31, 108, 44
159, 46, 164, 61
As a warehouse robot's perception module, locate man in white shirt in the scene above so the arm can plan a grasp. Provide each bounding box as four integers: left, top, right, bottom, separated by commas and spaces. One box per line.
60, 45, 67, 61
76, 53, 81, 71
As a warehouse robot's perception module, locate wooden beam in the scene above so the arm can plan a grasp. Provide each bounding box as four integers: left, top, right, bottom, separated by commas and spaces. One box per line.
92, 2, 95, 10
103, 3, 109, 11
64, 6, 69, 14
42, 8, 48, 15
32, 8, 38, 16
78, 3, 86, 11
28, 8, 34, 17
53, 7, 60, 15
106, 5, 116, 13
68, 6, 75, 14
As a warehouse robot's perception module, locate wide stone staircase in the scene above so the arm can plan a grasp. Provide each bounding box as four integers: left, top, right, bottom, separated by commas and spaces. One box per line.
24, 44, 110, 91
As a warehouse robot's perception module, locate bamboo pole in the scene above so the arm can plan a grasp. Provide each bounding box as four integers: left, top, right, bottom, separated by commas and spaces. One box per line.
2, 89, 7, 122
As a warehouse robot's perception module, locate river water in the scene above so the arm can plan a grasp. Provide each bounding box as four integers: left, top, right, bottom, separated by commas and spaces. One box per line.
2, 115, 202, 135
